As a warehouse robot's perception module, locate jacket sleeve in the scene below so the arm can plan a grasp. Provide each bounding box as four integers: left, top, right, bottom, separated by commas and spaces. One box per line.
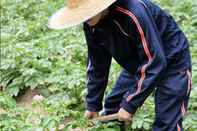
84, 23, 112, 112
116, 3, 167, 114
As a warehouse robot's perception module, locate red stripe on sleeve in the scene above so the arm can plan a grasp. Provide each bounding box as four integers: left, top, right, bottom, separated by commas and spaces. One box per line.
116, 6, 153, 102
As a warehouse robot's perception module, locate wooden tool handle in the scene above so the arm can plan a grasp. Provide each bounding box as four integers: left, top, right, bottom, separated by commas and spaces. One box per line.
93, 113, 119, 122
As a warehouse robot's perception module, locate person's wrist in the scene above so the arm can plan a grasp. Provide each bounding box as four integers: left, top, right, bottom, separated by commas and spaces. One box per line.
84, 110, 98, 119
118, 108, 132, 122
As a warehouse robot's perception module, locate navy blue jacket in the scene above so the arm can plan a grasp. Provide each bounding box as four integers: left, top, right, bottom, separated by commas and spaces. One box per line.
84, 0, 191, 113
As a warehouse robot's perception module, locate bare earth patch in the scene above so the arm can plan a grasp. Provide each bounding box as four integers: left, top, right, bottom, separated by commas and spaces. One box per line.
0, 108, 6, 115
16, 89, 77, 130
16, 89, 47, 125
17, 89, 46, 114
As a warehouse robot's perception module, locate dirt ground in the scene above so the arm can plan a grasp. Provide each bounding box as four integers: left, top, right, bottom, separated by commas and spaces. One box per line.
17, 89, 47, 115
16, 89, 81, 130
0, 108, 6, 115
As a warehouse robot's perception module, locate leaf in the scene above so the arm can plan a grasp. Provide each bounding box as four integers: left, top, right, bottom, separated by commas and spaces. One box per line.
5, 77, 23, 96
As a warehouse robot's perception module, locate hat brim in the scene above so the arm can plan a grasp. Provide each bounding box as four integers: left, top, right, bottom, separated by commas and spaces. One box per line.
48, 0, 116, 30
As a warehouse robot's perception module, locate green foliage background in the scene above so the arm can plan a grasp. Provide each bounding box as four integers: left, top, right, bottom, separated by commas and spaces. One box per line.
0, 0, 197, 130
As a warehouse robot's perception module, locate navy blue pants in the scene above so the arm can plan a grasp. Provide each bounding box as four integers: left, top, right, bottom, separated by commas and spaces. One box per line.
104, 69, 191, 131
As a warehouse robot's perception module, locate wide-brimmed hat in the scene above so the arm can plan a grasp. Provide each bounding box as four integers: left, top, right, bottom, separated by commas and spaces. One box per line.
48, 0, 116, 30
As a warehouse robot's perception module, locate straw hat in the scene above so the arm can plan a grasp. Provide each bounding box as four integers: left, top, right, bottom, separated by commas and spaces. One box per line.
48, 0, 116, 30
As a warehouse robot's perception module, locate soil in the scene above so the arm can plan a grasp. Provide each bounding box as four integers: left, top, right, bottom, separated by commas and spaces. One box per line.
17, 89, 47, 115
0, 108, 6, 115
16, 89, 78, 130
15, 89, 48, 125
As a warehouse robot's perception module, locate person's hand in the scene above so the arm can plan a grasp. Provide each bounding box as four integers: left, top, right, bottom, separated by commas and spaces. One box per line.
118, 108, 132, 122
84, 110, 98, 119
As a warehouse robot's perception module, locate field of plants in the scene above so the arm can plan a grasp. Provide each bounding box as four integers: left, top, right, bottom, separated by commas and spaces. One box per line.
0, 0, 197, 130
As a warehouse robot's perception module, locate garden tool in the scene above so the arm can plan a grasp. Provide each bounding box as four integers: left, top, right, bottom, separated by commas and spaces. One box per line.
92, 113, 131, 131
